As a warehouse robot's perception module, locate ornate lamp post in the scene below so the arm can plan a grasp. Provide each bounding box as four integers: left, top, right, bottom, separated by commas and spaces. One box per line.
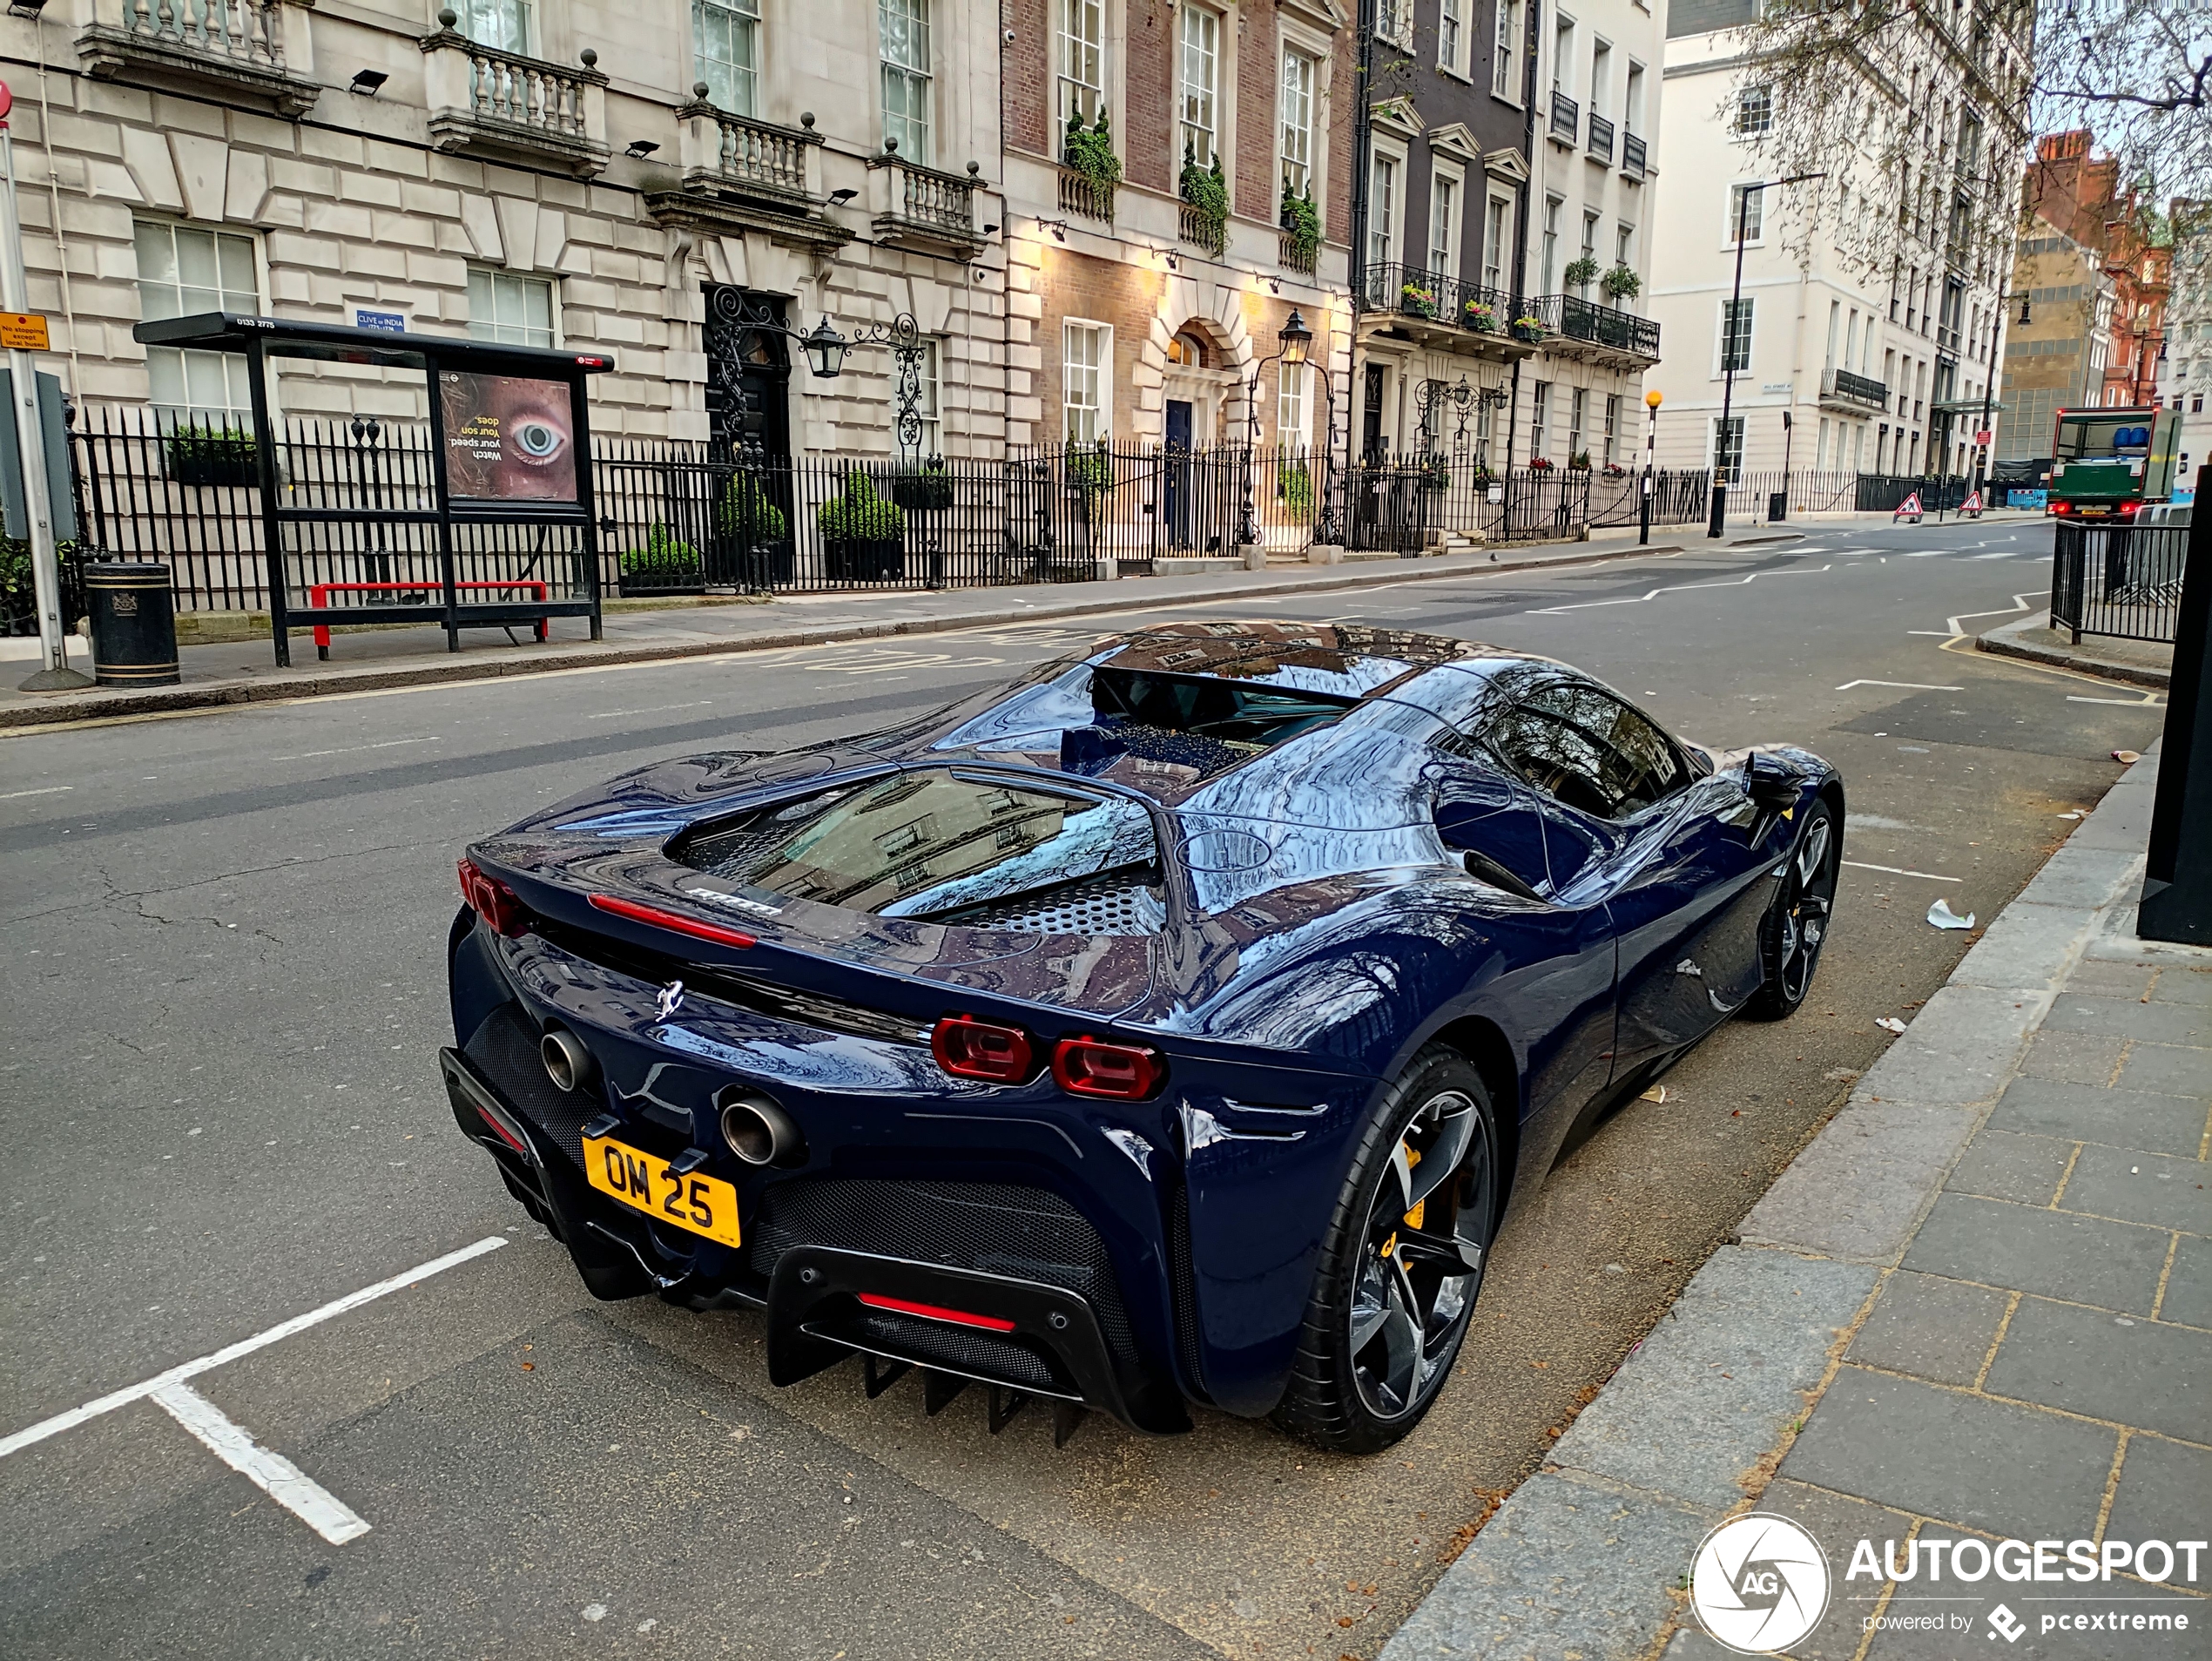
1242, 308, 1345, 547
704, 289, 928, 458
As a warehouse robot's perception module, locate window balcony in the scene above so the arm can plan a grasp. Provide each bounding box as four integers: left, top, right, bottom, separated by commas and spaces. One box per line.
868, 146, 985, 256
1058, 165, 1116, 225
1522, 293, 1661, 363
1818, 368, 1890, 415
1359, 261, 1526, 355
1178, 200, 1225, 258
1278, 230, 1317, 277
1548, 90, 1579, 146
1586, 112, 1615, 165
421, 14, 610, 179
78, 0, 320, 118
1621, 132, 1648, 181
652, 92, 847, 250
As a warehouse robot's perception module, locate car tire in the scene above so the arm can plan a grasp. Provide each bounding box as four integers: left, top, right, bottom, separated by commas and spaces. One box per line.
1271, 1046, 1501, 1455
1743, 799, 1839, 1022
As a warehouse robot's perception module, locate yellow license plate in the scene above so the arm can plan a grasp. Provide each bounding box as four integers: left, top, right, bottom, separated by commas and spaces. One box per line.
582, 1133, 742, 1248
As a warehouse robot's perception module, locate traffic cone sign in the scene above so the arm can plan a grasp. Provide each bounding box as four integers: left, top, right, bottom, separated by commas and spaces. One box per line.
1895, 491, 1924, 523
1960, 489, 1983, 518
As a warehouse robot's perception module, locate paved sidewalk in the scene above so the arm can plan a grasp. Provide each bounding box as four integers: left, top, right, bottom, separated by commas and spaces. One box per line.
1978, 609, 2175, 691
1386, 749, 2212, 1661
0, 522, 1809, 730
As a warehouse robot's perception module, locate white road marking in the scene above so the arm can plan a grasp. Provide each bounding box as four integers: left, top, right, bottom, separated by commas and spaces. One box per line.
588, 700, 718, 720
2069, 693, 2162, 706
265, 737, 440, 762
1834, 679, 1963, 692
1842, 860, 1961, 883
1524, 564, 1831, 617
0, 1235, 507, 1460
0, 784, 72, 800
150, 1383, 371, 1545
1905, 630, 1955, 637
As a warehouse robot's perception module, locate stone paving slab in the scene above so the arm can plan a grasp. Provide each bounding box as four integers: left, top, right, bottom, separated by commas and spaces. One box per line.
1985, 1077, 2211, 1159
1737, 1102, 1980, 1262
1981, 1297, 2211, 1442
2160, 1236, 2212, 1329
1843, 1272, 2011, 1388
1900, 1193, 2174, 1313
1945, 1127, 2074, 1205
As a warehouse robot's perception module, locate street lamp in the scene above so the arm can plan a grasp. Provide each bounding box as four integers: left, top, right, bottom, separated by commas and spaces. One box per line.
702, 290, 926, 455
802, 319, 848, 380
1639, 388, 1662, 545
1243, 308, 1343, 548
1708, 171, 1825, 538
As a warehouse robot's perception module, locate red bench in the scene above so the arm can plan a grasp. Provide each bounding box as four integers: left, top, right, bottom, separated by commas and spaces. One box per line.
307, 580, 549, 658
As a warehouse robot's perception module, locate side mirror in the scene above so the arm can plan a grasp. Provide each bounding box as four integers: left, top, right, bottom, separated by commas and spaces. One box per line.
1743, 751, 1799, 814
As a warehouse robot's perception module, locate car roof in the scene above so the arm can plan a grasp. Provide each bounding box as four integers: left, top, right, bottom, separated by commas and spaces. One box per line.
1089, 621, 1544, 700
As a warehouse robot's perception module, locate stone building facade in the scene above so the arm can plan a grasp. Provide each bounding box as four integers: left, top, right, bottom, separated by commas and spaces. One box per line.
2, 0, 1010, 453
997, 0, 1355, 455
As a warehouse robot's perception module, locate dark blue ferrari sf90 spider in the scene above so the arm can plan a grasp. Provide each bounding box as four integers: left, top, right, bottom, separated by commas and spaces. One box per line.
442, 623, 1842, 1452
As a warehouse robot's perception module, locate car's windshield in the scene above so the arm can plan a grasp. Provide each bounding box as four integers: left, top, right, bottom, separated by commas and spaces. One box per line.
698, 771, 1158, 920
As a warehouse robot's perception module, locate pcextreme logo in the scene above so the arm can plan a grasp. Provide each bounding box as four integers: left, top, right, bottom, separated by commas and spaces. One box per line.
1690, 1514, 1831, 1655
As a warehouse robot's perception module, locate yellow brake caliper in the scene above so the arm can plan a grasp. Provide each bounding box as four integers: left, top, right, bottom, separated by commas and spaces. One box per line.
1400, 1143, 1425, 1234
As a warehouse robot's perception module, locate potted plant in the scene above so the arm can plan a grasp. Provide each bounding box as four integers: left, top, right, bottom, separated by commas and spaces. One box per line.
1602, 461, 1629, 477
893, 457, 956, 511
1461, 297, 1497, 331
1063, 110, 1121, 215
1567, 451, 1592, 470
1279, 459, 1315, 519
1527, 455, 1554, 472
1278, 182, 1320, 267
165, 423, 257, 488
816, 469, 906, 583
1400, 280, 1438, 319
1418, 454, 1452, 490
1512, 314, 1548, 343
1601, 263, 1642, 303
619, 524, 705, 595
1562, 254, 1602, 291
713, 469, 792, 588
1179, 143, 1228, 247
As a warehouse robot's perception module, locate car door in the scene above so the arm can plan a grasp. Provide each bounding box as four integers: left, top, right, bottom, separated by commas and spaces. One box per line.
1493, 679, 1777, 1077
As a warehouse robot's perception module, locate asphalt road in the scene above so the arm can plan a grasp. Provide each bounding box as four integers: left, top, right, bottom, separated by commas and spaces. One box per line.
0, 516, 2170, 1660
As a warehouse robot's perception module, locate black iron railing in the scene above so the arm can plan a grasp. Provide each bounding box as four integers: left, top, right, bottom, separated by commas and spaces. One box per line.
1523, 293, 1661, 359
1821, 368, 1890, 413
1361, 260, 1512, 337
2051, 522, 2187, 644
1549, 89, 1578, 144
1587, 112, 1615, 164
1621, 132, 1647, 179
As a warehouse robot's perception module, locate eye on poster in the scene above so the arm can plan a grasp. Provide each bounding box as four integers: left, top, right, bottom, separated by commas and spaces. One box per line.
440, 371, 577, 502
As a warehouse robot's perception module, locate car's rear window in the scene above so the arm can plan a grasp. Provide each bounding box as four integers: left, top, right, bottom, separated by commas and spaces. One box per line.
678, 770, 1158, 921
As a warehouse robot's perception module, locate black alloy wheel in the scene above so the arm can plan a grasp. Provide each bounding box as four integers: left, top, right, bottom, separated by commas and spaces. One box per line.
1274, 1048, 1500, 1453
1746, 800, 1839, 1020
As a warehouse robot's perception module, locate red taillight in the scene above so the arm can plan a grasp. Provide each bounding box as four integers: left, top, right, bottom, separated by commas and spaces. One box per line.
588, 893, 757, 950
457, 858, 530, 937
856, 1292, 1017, 1333
475, 1102, 529, 1156
931, 1015, 1035, 1083
1051, 1036, 1167, 1100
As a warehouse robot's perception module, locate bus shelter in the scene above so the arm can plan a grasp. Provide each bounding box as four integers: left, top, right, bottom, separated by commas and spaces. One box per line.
132, 314, 613, 667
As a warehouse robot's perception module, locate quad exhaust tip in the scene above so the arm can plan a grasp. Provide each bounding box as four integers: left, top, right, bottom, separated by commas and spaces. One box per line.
718, 1090, 804, 1166
540, 1028, 597, 1094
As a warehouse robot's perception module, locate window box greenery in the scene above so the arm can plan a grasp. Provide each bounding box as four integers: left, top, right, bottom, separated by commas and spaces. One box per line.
1512, 315, 1547, 343
1400, 282, 1438, 319
1063, 111, 1122, 187
1527, 455, 1554, 471
164, 423, 257, 488
1278, 182, 1320, 267
1562, 254, 1602, 289
817, 470, 907, 583
1601, 263, 1642, 302
1567, 451, 1592, 470
1179, 144, 1228, 242
1461, 298, 1497, 330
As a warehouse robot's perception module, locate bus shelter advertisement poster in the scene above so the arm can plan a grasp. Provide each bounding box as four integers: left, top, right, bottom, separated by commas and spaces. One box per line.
440, 371, 578, 503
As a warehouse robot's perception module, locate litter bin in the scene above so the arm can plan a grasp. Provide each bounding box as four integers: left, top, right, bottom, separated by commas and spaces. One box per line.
84, 561, 179, 687
1767, 491, 1788, 523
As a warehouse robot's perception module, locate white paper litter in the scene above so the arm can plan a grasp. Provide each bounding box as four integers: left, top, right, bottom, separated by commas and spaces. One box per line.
1926, 898, 1976, 930
1876, 1016, 1910, 1035
1639, 1084, 1671, 1104
2056, 810, 2083, 820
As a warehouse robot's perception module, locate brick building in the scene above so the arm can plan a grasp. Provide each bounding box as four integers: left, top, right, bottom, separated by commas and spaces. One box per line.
997, 0, 1354, 456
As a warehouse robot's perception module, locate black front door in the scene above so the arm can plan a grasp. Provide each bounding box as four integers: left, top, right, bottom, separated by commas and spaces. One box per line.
703, 285, 793, 456
1361, 363, 1386, 462
1165, 399, 1194, 548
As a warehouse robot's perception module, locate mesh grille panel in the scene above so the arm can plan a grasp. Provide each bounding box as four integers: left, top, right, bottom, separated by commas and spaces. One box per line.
949, 871, 1165, 936
852, 1311, 1059, 1388
752, 1178, 1136, 1356
464, 1004, 596, 1165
